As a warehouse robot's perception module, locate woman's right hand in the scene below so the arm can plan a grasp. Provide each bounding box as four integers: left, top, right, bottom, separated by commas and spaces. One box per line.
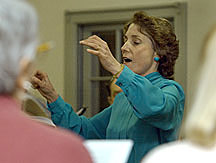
80, 35, 122, 75
30, 70, 59, 103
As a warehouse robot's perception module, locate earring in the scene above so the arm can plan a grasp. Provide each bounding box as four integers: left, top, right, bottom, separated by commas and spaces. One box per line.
154, 57, 160, 62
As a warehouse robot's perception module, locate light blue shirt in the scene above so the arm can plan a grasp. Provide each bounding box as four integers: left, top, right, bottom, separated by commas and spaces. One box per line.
48, 66, 185, 163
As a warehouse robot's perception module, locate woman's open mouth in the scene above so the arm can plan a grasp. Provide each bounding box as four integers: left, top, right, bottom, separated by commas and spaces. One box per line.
123, 57, 132, 63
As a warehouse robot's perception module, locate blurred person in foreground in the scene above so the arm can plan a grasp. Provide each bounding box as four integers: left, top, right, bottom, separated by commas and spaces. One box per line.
0, 0, 92, 162
142, 26, 216, 163
31, 11, 185, 163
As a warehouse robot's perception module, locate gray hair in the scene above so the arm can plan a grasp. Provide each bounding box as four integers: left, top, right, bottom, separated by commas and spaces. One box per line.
0, 0, 38, 93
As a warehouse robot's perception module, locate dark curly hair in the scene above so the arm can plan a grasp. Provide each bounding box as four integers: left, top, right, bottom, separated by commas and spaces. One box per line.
123, 11, 179, 80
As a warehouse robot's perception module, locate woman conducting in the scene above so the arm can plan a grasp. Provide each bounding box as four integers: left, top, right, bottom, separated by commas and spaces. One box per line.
31, 11, 185, 163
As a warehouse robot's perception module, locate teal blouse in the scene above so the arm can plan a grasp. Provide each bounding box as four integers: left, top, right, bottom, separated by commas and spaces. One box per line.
48, 66, 185, 163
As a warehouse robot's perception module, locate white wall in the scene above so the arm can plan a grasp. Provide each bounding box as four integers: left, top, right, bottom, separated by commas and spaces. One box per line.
29, 0, 215, 111
187, 0, 216, 108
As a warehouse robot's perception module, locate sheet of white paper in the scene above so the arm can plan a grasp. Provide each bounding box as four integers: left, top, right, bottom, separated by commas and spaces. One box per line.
84, 139, 133, 163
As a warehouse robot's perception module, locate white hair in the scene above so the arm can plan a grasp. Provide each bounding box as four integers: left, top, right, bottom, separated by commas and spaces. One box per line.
0, 0, 38, 93
185, 27, 216, 147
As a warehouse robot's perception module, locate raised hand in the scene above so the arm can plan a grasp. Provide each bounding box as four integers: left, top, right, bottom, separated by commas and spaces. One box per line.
80, 35, 122, 75
30, 70, 58, 103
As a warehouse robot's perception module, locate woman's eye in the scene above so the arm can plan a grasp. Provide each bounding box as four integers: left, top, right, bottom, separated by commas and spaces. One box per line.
133, 41, 140, 45
123, 36, 128, 43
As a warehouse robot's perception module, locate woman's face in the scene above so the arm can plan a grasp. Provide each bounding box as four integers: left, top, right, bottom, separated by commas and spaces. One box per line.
121, 23, 158, 76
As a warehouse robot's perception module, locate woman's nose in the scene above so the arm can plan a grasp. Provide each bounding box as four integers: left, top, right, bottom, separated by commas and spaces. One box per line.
121, 42, 129, 53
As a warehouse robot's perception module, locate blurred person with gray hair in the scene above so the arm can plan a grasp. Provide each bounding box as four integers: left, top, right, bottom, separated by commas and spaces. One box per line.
0, 0, 92, 162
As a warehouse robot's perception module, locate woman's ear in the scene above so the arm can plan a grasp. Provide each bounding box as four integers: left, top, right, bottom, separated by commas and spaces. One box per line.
153, 52, 160, 62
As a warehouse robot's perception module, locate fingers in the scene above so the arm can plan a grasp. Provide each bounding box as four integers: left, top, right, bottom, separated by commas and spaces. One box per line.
80, 35, 110, 58
33, 70, 47, 80
30, 70, 48, 89
81, 41, 100, 52
86, 49, 100, 56
80, 35, 105, 44
80, 35, 120, 74
31, 76, 41, 89
80, 35, 107, 50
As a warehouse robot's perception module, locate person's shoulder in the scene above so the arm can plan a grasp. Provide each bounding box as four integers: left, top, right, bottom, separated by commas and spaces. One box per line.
32, 118, 81, 141
29, 120, 93, 162
1, 110, 93, 163
19, 113, 84, 147
159, 78, 185, 95
160, 78, 181, 87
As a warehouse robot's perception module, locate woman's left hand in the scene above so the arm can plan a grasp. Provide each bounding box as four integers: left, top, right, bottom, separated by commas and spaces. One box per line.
80, 35, 121, 75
